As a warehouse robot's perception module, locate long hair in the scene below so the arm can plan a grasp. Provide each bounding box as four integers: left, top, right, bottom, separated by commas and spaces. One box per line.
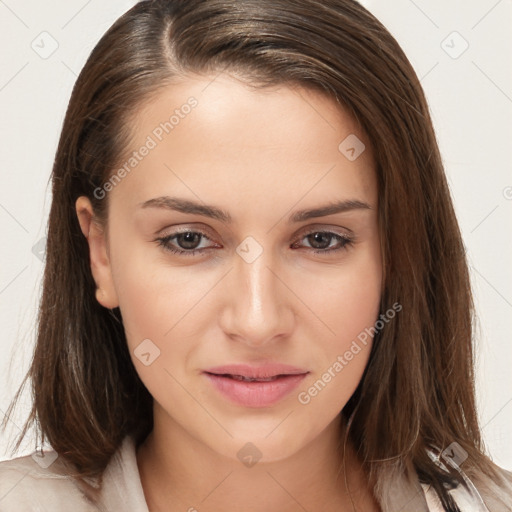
2, 0, 506, 509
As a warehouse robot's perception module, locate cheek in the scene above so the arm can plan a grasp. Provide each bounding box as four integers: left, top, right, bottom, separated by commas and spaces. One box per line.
301, 243, 382, 345
296, 244, 382, 410
336, 260, 382, 340
110, 246, 227, 400
111, 261, 204, 405
114, 263, 205, 347
108, 227, 207, 341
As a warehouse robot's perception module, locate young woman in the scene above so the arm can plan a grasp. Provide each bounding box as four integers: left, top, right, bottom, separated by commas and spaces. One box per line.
1, 1, 511, 511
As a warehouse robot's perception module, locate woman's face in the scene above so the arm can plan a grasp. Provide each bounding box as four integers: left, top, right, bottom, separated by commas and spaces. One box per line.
78, 73, 382, 462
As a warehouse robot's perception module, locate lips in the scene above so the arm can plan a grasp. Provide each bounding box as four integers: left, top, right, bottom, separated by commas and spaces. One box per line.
203, 363, 309, 407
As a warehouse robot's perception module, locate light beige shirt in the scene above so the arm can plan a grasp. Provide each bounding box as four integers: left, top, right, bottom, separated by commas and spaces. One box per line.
0, 436, 510, 511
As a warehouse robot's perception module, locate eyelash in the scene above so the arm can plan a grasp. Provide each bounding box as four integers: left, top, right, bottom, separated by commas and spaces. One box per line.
155, 229, 354, 257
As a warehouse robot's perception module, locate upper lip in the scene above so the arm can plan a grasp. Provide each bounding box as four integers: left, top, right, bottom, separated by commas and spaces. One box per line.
204, 363, 309, 379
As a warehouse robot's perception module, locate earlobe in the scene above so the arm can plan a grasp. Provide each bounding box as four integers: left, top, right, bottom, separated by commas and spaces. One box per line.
75, 196, 119, 309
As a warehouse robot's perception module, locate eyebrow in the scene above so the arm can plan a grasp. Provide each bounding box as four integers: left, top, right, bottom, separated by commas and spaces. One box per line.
139, 196, 372, 223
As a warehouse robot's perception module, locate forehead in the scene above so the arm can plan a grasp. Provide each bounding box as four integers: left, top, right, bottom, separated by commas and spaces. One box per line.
108, 73, 377, 217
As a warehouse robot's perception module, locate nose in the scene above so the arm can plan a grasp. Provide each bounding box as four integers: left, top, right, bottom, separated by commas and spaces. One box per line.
218, 244, 295, 348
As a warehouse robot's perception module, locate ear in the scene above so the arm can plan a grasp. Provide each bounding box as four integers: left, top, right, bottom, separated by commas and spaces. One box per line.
75, 196, 119, 309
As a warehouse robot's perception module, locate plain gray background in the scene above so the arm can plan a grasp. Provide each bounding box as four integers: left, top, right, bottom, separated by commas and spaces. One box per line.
1, 0, 511, 469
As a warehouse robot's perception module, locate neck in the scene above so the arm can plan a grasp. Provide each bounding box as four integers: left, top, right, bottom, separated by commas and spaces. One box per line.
136, 409, 379, 512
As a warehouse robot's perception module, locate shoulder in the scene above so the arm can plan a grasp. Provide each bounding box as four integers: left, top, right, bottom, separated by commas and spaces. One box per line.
422, 462, 512, 512
0, 436, 149, 512
473, 464, 512, 511
374, 455, 512, 512
0, 449, 98, 512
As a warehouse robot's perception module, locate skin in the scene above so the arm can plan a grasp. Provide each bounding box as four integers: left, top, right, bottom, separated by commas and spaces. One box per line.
76, 73, 382, 511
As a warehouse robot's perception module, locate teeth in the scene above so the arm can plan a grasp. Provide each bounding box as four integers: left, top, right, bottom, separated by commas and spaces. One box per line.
230, 374, 280, 382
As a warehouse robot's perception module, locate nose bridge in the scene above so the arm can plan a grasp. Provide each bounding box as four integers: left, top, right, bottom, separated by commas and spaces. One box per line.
243, 253, 275, 318
222, 237, 292, 344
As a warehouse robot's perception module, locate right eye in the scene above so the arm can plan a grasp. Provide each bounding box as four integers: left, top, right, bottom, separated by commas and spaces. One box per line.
155, 230, 219, 256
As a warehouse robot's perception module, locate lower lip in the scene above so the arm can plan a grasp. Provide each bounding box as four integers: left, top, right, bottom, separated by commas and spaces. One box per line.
204, 373, 308, 408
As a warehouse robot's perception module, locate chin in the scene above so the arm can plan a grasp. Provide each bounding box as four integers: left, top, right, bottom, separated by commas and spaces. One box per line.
205, 421, 315, 465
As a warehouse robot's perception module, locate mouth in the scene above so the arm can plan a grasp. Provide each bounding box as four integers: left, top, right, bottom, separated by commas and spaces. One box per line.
207, 373, 293, 382
204, 363, 309, 379
203, 364, 309, 407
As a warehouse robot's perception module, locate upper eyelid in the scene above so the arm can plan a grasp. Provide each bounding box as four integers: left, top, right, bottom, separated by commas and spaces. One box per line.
157, 223, 354, 238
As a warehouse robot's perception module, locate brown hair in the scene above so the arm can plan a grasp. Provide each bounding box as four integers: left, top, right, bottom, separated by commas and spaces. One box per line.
2, 0, 505, 509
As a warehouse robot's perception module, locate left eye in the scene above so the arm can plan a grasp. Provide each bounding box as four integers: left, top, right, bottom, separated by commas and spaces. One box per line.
293, 231, 353, 253
155, 230, 353, 256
